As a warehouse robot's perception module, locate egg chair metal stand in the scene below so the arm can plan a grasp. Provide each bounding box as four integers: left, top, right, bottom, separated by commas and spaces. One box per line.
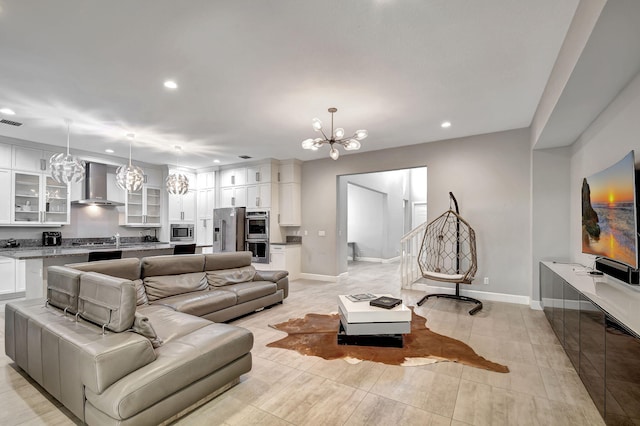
416, 192, 482, 315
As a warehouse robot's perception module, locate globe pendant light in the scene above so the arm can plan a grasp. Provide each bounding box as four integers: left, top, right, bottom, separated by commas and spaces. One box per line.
115, 133, 144, 192
301, 107, 367, 160
49, 119, 86, 184
166, 145, 190, 195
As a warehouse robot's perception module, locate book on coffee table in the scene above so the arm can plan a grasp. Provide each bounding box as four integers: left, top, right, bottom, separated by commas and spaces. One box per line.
369, 296, 402, 309
345, 293, 377, 302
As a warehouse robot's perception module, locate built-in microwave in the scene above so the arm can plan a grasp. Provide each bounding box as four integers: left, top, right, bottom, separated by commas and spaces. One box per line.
170, 223, 194, 242
246, 211, 269, 240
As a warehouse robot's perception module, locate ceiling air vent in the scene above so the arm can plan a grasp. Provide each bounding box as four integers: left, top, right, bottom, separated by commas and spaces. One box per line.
238, 155, 252, 159
0, 118, 23, 126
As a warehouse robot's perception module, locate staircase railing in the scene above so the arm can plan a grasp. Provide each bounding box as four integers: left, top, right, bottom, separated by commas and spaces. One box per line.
400, 221, 428, 288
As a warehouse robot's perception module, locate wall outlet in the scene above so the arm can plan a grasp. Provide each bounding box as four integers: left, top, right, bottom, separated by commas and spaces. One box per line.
318, 230, 326, 237
483, 277, 489, 285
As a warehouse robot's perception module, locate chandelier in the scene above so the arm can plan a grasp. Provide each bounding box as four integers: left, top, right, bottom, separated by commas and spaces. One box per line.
49, 119, 86, 184
166, 145, 190, 195
301, 107, 368, 160
115, 133, 145, 192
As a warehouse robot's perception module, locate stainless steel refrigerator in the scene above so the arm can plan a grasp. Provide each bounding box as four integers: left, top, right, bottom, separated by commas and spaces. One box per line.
212, 207, 246, 252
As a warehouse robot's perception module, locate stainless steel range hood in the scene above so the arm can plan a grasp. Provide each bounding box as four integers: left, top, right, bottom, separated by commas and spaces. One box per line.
71, 162, 125, 206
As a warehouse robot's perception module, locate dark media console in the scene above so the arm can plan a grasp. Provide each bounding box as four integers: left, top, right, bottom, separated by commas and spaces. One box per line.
595, 257, 640, 285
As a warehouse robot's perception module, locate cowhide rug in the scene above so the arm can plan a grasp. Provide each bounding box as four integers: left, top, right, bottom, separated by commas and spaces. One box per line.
267, 308, 509, 373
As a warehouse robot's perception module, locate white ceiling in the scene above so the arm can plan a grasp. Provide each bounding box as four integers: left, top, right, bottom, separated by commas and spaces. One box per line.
0, 0, 580, 169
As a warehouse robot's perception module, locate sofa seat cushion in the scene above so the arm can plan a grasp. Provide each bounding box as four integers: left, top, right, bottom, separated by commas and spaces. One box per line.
216, 281, 277, 304
84, 322, 253, 421
136, 304, 214, 344
149, 289, 238, 318
143, 272, 207, 301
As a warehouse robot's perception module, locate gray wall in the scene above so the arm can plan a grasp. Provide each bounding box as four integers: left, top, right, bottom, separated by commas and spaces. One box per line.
347, 183, 384, 259
301, 127, 532, 297
344, 169, 416, 261
531, 146, 571, 301
569, 70, 640, 265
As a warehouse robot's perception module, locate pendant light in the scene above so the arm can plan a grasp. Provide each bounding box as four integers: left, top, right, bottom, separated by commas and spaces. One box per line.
49, 119, 86, 184
166, 145, 190, 195
301, 107, 367, 160
115, 133, 144, 192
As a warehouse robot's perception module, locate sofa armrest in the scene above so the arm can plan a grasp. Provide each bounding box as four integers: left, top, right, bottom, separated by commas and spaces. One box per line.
254, 270, 289, 299
80, 333, 157, 394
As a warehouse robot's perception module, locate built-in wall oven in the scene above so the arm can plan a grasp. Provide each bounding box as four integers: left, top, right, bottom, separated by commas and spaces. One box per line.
246, 240, 269, 264
245, 211, 269, 240
170, 223, 194, 242
245, 211, 269, 263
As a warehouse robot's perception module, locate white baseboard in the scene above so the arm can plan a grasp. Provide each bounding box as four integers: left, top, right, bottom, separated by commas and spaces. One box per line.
352, 256, 400, 264
530, 300, 542, 310
299, 272, 349, 282
408, 282, 531, 306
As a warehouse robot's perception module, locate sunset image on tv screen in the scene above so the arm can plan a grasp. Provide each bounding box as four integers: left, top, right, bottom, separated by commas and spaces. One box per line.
582, 151, 637, 268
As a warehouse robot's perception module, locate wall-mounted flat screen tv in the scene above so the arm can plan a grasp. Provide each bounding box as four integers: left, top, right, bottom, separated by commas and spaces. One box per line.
582, 151, 638, 269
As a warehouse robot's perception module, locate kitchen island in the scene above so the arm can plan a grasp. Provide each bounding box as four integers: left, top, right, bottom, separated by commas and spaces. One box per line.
0, 243, 183, 299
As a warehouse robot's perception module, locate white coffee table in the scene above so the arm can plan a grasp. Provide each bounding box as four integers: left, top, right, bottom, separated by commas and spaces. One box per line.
337, 294, 411, 346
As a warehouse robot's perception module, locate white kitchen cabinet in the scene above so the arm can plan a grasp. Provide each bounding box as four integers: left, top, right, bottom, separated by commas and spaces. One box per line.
124, 186, 161, 226
0, 143, 12, 168
278, 182, 301, 226
144, 168, 163, 187
278, 161, 301, 184
196, 188, 215, 245
220, 186, 246, 208
246, 184, 271, 209
0, 257, 17, 295
197, 188, 215, 218
247, 164, 272, 184
220, 168, 246, 187
12, 146, 56, 173
168, 190, 196, 222
0, 169, 11, 223
269, 244, 301, 280
11, 171, 69, 225
197, 171, 215, 190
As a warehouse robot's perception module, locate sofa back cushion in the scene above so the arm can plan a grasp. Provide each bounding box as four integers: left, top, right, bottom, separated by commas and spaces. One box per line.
207, 266, 256, 287
204, 251, 252, 271
78, 272, 137, 332
66, 258, 141, 281
47, 266, 83, 313
143, 272, 208, 301
141, 254, 205, 278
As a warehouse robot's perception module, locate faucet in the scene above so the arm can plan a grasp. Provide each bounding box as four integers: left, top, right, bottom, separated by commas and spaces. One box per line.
112, 233, 121, 249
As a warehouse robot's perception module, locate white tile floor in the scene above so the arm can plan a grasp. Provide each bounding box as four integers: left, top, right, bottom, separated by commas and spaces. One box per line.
0, 261, 604, 425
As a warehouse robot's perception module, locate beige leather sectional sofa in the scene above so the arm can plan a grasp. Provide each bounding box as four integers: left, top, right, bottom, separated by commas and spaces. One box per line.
4, 251, 288, 425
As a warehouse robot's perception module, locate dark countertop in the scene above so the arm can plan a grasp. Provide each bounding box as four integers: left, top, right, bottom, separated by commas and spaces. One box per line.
270, 242, 302, 246
0, 243, 174, 260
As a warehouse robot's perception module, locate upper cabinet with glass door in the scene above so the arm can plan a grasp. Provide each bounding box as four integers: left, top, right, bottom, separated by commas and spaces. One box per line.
11, 171, 69, 225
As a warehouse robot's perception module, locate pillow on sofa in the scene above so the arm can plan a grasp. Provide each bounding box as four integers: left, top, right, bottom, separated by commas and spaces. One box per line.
143, 272, 208, 301
207, 266, 256, 287
131, 313, 163, 348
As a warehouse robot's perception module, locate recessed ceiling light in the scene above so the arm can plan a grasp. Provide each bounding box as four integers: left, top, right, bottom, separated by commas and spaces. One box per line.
0, 108, 16, 115
164, 80, 178, 89
441, 121, 451, 128
213, 159, 220, 163
105, 149, 114, 154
